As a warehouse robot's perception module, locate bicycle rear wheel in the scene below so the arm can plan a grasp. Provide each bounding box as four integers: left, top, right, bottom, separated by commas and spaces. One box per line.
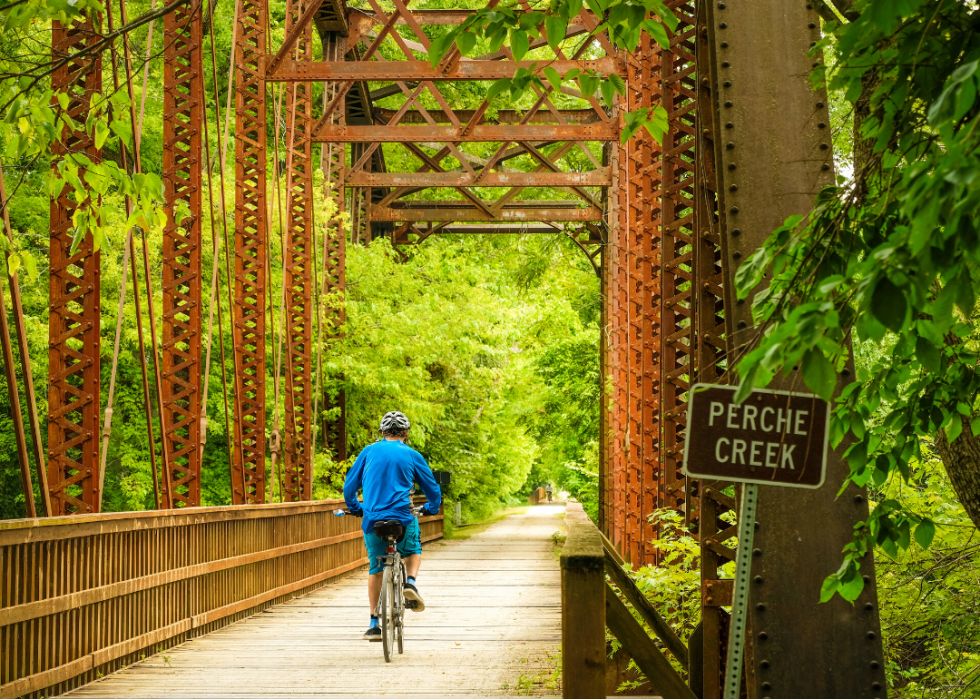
380, 566, 396, 662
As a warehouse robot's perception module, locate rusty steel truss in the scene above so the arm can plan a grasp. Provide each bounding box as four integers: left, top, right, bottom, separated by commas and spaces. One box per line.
161, 0, 203, 508
48, 17, 103, 515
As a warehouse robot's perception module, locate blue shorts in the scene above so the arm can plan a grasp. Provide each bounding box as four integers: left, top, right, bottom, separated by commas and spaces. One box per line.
364, 517, 422, 574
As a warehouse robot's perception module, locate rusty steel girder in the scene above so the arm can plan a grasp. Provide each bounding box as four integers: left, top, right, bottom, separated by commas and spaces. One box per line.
161, 0, 203, 508
268, 58, 624, 83
281, 0, 315, 502
48, 17, 102, 516
232, 0, 268, 504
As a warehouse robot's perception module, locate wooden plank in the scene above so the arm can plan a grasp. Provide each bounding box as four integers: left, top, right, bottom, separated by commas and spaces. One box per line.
604, 585, 697, 699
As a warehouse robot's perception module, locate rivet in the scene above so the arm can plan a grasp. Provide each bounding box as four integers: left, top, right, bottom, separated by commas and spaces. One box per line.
759, 631, 768, 640
720, 22, 727, 29
729, 184, 738, 192
726, 141, 735, 149
863, 575, 871, 583
809, 22, 816, 28
730, 206, 739, 214
725, 122, 734, 128
867, 631, 876, 640
864, 603, 874, 611
871, 661, 880, 670
820, 143, 829, 150
753, 548, 762, 556
736, 298, 744, 305
701, 77, 710, 87
721, 41, 728, 48
854, 494, 865, 504
818, 122, 827, 128
817, 101, 825, 108
754, 521, 760, 530
727, 163, 736, 170
821, 163, 830, 171
842, 368, 851, 376
731, 229, 741, 236
756, 603, 766, 612
718, 1, 725, 7
760, 660, 770, 669
754, 576, 764, 585
722, 61, 730, 68
810, 41, 816, 47
738, 320, 748, 330
733, 251, 742, 260
723, 80, 732, 88
872, 683, 882, 691
762, 682, 772, 691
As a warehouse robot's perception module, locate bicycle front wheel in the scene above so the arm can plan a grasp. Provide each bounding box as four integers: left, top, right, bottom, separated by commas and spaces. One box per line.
380, 566, 396, 662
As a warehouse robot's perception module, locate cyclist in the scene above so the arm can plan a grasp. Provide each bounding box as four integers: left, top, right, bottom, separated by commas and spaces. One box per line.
546, 483, 553, 503
343, 411, 442, 641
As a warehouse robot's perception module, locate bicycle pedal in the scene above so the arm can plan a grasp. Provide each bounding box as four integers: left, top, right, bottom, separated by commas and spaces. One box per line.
405, 599, 419, 610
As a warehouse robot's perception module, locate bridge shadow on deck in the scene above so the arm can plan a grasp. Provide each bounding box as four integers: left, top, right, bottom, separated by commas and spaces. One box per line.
67, 506, 565, 698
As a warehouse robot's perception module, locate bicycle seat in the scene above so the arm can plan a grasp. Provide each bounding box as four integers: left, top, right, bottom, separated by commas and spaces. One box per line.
373, 520, 406, 542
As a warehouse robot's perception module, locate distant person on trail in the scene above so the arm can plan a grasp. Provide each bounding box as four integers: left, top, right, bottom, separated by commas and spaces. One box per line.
343, 410, 442, 642
546, 484, 553, 502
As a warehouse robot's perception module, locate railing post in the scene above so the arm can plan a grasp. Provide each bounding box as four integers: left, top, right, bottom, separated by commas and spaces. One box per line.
561, 503, 605, 699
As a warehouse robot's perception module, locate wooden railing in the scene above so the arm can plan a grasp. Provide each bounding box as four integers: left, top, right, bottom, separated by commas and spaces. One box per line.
0, 500, 443, 699
528, 486, 548, 505
561, 502, 694, 699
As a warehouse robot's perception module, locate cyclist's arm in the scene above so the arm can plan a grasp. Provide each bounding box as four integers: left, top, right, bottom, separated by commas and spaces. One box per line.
343, 450, 367, 515
412, 453, 442, 516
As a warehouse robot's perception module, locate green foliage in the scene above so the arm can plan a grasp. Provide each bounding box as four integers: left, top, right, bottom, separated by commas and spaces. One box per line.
423, 0, 676, 140
730, 0, 980, 601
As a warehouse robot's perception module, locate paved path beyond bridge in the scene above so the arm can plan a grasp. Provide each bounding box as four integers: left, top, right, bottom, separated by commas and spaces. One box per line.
68, 505, 565, 698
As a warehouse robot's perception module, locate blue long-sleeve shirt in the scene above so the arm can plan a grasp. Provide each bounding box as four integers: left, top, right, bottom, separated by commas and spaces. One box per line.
343, 439, 442, 534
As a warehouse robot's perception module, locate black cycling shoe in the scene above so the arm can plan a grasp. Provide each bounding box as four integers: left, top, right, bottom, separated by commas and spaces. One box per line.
403, 583, 425, 612
363, 626, 382, 641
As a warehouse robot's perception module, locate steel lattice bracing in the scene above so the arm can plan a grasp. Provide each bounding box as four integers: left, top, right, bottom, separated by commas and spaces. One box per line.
658, 0, 696, 522
319, 31, 347, 464
281, 0, 315, 502
161, 0, 203, 508
47, 18, 102, 515
232, 0, 268, 504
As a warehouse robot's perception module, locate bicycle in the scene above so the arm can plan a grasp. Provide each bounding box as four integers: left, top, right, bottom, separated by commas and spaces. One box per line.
334, 505, 425, 662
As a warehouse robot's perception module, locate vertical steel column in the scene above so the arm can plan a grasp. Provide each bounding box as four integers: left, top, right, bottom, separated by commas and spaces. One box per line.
282, 0, 314, 501
657, 0, 697, 524
161, 0, 203, 508
232, 0, 268, 504
319, 33, 347, 464
610, 125, 629, 553
617, 35, 662, 565
693, 2, 733, 694
48, 17, 102, 515
704, 1, 887, 695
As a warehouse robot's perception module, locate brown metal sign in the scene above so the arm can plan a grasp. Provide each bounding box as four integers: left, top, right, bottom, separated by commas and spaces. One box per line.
683, 384, 829, 489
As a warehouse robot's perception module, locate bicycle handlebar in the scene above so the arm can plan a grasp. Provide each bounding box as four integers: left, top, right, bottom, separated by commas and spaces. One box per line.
333, 505, 428, 517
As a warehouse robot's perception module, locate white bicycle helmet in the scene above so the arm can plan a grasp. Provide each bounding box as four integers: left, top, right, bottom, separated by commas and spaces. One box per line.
379, 410, 411, 433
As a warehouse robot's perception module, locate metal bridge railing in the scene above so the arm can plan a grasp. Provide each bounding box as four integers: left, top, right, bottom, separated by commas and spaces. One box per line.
0, 499, 443, 699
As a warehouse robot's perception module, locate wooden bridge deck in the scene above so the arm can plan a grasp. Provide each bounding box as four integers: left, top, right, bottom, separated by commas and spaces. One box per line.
67, 505, 565, 698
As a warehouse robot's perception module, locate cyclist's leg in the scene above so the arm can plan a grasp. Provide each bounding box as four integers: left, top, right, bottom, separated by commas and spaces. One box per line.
368, 571, 384, 612
399, 519, 425, 611
363, 529, 387, 639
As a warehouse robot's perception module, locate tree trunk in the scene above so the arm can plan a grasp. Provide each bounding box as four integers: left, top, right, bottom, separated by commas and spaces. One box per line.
933, 428, 980, 529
